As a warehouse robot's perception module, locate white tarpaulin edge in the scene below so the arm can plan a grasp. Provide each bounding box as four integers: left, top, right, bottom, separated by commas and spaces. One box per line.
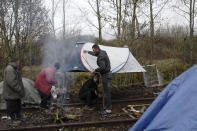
80, 43, 145, 73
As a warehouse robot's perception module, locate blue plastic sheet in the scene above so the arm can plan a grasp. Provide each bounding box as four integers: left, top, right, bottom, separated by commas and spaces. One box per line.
130, 65, 197, 131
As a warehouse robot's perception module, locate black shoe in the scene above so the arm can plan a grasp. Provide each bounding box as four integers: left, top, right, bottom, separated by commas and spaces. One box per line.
40, 104, 49, 109
84, 105, 95, 111
10, 120, 21, 126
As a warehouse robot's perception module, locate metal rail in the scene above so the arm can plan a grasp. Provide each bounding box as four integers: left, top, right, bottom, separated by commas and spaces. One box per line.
0, 98, 154, 131
0, 98, 154, 113
0, 118, 138, 131
63, 97, 155, 106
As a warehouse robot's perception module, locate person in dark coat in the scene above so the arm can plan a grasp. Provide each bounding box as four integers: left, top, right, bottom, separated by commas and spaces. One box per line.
79, 73, 101, 110
3, 58, 25, 121
84, 44, 112, 115
34, 63, 60, 109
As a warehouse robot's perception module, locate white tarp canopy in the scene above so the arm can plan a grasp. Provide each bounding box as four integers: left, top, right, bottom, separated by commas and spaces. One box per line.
80, 42, 145, 73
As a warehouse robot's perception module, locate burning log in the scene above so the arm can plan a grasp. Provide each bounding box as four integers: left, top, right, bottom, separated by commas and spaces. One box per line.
49, 103, 80, 123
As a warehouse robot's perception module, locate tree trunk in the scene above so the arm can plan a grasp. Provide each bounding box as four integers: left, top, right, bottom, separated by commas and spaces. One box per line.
63, 0, 66, 40
96, 0, 102, 43
52, 0, 56, 38
189, 0, 193, 38
131, 0, 137, 38
149, 0, 154, 64
189, 0, 196, 63
121, 0, 128, 42
136, 16, 141, 37
13, 0, 20, 58
29, 0, 32, 69
117, 0, 122, 44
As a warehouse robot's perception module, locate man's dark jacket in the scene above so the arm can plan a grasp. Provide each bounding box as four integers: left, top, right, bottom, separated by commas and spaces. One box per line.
88, 50, 111, 74
79, 78, 98, 98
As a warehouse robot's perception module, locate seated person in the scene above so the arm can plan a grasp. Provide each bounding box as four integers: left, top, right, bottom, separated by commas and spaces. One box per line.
79, 73, 101, 110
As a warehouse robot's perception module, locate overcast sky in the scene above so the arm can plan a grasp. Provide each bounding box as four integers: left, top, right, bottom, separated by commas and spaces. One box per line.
43, 0, 196, 40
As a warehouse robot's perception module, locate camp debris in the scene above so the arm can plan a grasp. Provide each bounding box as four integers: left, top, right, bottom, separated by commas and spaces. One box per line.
122, 104, 149, 119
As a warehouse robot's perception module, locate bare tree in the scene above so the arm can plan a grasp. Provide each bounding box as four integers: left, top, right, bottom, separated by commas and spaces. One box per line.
117, 0, 122, 43
140, 0, 169, 63
173, 0, 197, 38
173, 0, 197, 63
104, 0, 145, 44
130, 0, 139, 38
149, 0, 154, 64
86, 0, 103, 43
62, 0, 68, 40
105, 0, 123, 43
52, 0, 55, 38
50, 0, 61, 38
0, 0, 50, 66
121, 0, 145, 42
96, 0, 102, 43
29, 0, 32, 69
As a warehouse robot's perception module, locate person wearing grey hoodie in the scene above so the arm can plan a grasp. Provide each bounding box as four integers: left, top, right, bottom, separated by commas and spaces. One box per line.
2, 58, 25, 121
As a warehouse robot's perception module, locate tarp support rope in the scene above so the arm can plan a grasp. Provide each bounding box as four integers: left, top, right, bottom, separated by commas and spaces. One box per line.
82, 54, 94, 71
112, 48, 130, 73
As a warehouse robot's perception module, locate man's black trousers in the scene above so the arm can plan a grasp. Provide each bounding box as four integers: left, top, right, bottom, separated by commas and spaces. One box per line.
38, 90, 51, 109
6, 99, 21, 120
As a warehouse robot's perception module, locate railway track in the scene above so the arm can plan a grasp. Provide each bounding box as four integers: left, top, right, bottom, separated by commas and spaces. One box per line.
0, 97, 155, 131
24, 97, 155, 109
66, 97, 154, 106
0, 97, 154, 112
0, 119, 138, 131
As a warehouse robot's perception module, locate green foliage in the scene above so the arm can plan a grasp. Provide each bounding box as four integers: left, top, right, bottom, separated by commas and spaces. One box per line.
154, 59, 191, 84
111, 73, 144, 87
22, 66, 42, 81
0, 43, 10, 81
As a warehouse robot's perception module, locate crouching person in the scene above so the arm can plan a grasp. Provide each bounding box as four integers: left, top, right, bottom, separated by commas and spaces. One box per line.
79, 73, 101, 110
2, 58, 25, 122
34, 63, 60, 109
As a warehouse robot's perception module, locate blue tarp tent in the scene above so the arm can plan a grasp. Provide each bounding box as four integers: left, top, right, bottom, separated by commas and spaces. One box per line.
130, 65, 197, 131
64, 42, 86, 72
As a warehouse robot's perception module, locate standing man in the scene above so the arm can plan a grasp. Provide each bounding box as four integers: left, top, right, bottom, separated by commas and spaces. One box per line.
84, 44, 112, 115
34, 63, 60, 109
3, 58, 25, 121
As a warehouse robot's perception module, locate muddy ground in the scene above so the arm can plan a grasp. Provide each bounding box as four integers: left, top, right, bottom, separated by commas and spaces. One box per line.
0, 86, 159, 131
